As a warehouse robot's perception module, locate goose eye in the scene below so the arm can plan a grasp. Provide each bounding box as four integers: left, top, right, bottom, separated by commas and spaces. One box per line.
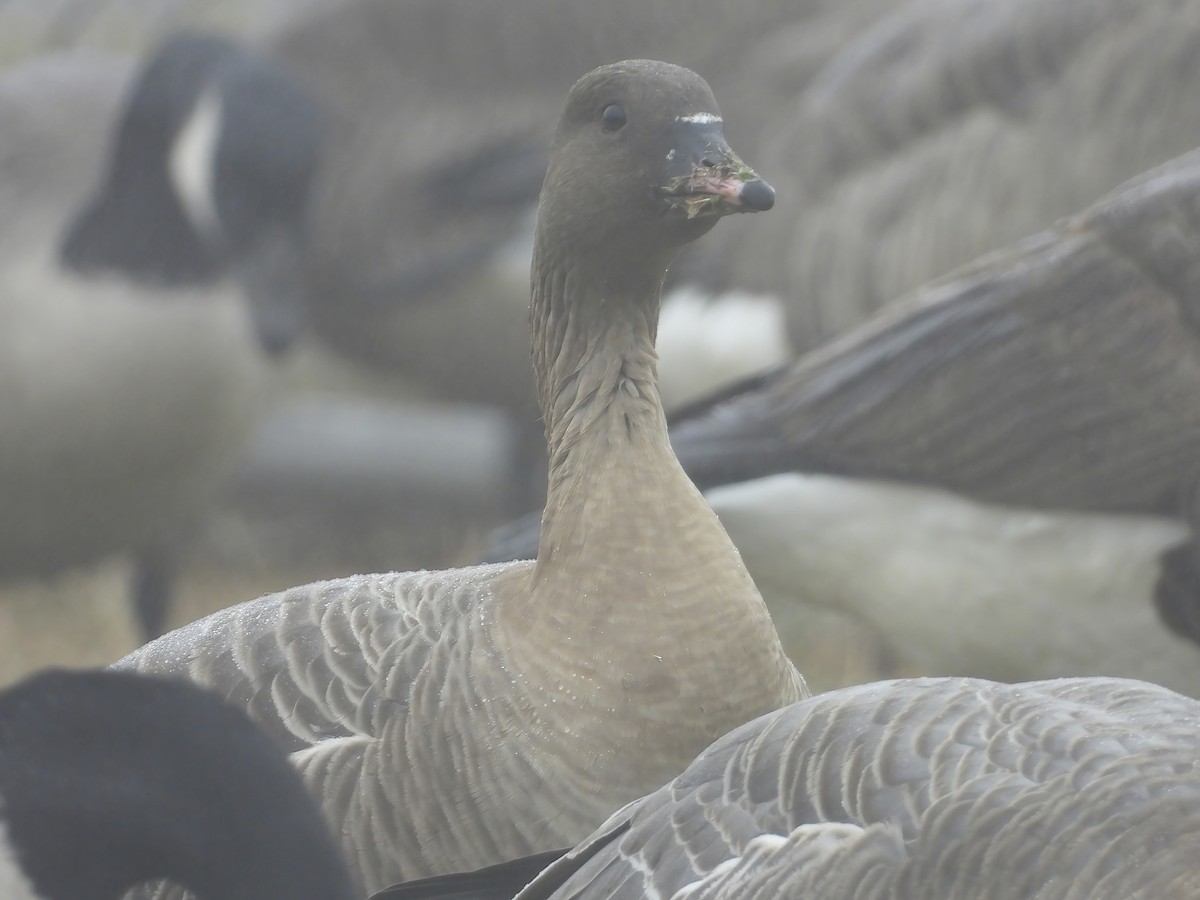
601, 103, 626, 132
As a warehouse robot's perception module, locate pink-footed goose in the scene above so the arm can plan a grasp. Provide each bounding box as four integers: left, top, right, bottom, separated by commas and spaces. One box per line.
380, 677, 1200, 900
115, 60, 804, 895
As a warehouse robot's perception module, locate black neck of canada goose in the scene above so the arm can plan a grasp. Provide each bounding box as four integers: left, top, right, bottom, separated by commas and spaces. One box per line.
0, 669, 354, 900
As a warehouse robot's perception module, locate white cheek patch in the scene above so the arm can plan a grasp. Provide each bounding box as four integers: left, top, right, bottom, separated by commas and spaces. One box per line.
0, 819, 40, 900
169, 86, 224, 244
675, 112, 723, 124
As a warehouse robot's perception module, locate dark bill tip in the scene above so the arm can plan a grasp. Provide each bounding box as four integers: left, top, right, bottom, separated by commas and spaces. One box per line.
738, 179, 775, 212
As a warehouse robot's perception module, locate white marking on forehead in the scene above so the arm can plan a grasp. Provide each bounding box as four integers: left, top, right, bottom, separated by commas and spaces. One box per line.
169, 86, 224, 245
676, 112, 723, 124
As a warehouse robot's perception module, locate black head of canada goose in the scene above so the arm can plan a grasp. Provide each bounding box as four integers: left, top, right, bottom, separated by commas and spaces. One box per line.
115, 59, 805, 896
0, 668, 355, 900
62, 31, 322, 356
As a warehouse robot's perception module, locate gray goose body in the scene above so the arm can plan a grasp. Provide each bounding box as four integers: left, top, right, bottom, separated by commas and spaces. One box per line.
116, 60, 804, 896
706, 0, 1200, 350
386, 677, 1200, 899
529, 678, 1200, 899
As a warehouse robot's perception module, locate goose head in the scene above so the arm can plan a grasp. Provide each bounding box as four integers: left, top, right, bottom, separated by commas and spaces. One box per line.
535, 59, 773, 287
529, 59, 778, 461
60, 32, 322, 355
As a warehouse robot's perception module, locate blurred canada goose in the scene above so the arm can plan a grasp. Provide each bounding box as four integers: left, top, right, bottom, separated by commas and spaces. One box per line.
63, 31, 321, 355
0, 668, 355, 900
379, 677, 1200, 900
486, 147, 1200, 694
0, 36, 319, 637
115, 60, 804, 895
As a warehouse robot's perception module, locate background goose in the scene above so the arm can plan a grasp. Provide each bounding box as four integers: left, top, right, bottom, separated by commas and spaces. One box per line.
0, 35, 319, 639
0, 668, 355, 900
115, 60, 804, 896
703, 0, 1200, 350
381, 677, 1200, 900
256, 0, 1200, 418
488, 147, 1200, 694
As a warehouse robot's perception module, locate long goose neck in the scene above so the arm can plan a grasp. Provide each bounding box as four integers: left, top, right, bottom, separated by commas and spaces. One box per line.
529, 246, 685, 570
501, 240, 805, 749
532, 249, 666, 496
520, 242, 791, 657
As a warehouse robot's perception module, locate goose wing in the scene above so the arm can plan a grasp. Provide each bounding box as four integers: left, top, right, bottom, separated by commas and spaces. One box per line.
671, 149, 1200, 516
520, 677, 1200, 900
115, 563, 525, 753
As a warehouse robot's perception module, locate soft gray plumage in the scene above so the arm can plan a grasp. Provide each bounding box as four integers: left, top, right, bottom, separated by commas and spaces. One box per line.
401, 678, 1200, 900
550, 677, 1200, 898
712, 0, 1200, 350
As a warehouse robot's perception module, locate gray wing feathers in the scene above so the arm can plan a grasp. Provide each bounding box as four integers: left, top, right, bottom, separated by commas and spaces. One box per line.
673, 145, 1200, 515
116, 562, 530, 895
115, 566, 517, 752
537, 678, 1200, 899
117, 572, 411, 750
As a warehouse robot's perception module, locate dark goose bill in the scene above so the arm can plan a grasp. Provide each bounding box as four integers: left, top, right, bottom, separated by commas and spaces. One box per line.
663, 164, 776, 218
659, 118, 775, 219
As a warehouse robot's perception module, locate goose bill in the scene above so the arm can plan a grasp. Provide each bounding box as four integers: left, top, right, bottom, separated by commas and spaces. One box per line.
662, 159, 774, 219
